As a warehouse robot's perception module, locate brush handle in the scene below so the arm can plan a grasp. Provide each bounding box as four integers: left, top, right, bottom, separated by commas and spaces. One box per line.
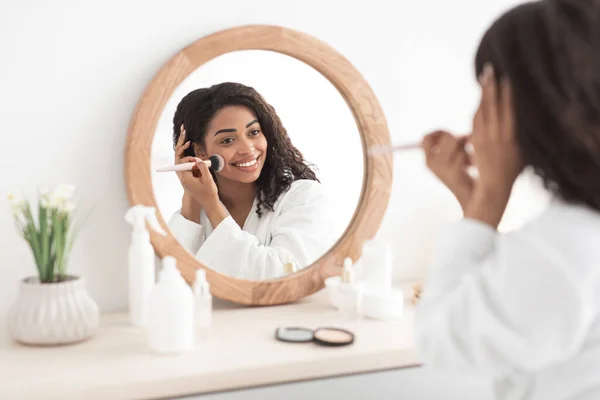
368, 134, 471, 155
368, 142, 422, 155
156, 159, 211, 172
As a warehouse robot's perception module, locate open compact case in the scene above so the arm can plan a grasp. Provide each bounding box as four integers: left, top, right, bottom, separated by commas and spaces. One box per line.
275, 326, 355, 347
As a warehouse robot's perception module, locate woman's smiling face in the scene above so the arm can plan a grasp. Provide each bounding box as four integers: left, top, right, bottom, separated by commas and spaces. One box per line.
196, 105, 268, 184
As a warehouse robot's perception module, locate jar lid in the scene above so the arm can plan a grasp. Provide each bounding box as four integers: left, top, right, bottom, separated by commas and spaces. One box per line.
275, 327, 314, 343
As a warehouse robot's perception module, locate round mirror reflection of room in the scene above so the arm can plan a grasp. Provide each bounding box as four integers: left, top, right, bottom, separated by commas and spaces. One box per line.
151, 50, 364, 281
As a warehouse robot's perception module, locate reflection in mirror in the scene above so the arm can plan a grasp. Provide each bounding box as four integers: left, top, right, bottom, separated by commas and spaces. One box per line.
151, 50, 363, 280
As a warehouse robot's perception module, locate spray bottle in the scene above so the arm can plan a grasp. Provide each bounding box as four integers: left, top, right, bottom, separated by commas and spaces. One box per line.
124, 205, 166, 327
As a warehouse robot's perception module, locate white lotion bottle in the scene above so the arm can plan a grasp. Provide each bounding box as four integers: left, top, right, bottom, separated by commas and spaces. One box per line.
193, 269, 212, 338
124, 205, 166, 328
148, 256, 195, 354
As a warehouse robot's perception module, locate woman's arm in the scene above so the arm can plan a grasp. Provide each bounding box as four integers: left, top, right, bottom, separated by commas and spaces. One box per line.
194, 181, 332, 280
415, 218, 594, 376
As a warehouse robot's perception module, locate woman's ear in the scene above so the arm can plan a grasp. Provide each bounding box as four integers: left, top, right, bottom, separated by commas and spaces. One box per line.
192, 143, 208, 159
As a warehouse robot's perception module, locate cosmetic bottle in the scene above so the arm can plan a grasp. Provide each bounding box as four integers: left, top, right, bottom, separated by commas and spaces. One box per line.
148, 256, 195, 355
124, 205, 166, 327
337, 257, 364, 319
359, 239, 404, 320
360, 239, 393, 291
193, 268, 212, 339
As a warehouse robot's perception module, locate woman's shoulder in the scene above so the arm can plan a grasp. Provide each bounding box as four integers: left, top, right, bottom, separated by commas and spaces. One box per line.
289, 178, 322, 192
289, 179, 325, 198
275, 179, 325, 210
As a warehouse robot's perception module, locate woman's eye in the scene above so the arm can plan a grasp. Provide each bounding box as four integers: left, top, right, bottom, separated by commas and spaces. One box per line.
249, 129, 261, 136
220, 138, 234, 145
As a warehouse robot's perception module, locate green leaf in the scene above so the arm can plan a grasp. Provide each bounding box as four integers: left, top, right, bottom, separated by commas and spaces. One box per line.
24, 223, 42, 277
22, 203, 44, 279
40, 205, 51, 282
54, 212, 66, 278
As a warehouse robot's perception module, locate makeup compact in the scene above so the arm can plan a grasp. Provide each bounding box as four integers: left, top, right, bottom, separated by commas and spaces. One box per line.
313, 327, 355, 347
275, 326, 354, 347
275, 327, 314, 343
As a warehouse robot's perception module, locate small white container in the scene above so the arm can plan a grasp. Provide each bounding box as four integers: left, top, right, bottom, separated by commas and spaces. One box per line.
193, 268, 212, 339
338, 282, 365, 319
362, 288, 404, 320
148, 256, 195, 355
337, 257, 364, 319
324, 276, 341, 309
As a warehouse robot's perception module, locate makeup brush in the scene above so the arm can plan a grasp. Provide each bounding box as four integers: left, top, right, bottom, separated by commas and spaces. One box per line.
368, 135, 471, 155
156, 155, 225, 173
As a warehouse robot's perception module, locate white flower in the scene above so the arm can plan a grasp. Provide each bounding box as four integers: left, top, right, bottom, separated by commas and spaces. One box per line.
41, 184, 77, 210
40, 196, 51, 208
59, 200, 76, 214
38, 185, 53, 209
7, 191, 25, 217
38, 185, 50, 197
54, 184, 76, 199
7, 191, 23, 204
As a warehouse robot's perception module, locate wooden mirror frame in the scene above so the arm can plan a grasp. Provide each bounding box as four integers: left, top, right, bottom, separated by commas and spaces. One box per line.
125, 25, 392, 306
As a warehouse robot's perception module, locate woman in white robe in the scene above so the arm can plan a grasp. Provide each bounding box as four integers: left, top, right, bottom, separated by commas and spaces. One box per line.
415, 1, 600, 399
166, 82, 335, 280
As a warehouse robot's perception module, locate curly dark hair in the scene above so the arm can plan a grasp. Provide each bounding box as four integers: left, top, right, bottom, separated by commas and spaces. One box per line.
474, 0, 600, 212
172, 82, 319, 217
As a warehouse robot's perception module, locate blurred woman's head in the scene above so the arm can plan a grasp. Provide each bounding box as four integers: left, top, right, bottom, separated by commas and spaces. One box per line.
475, 0, 600, 211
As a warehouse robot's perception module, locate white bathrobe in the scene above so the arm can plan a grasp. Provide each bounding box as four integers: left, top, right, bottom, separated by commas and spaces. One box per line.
415, 198, 600, 400
167, 179, 335, 280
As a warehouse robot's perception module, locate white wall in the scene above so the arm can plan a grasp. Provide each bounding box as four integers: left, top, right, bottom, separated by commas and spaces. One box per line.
0, 0, 548, 324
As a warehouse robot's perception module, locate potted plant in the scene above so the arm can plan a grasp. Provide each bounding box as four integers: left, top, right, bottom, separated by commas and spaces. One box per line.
7, 184, 99, 345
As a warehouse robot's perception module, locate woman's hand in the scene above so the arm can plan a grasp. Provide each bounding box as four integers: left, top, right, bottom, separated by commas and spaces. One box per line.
174, 125, 219, 222
422, 130, 473, 212
464, 64, 524, 228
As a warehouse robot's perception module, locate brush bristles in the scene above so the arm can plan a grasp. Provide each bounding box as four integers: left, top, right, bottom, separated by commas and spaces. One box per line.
209, 154, 225, 172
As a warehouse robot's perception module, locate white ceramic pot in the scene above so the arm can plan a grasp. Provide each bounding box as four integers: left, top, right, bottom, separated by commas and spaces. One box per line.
7, 275, 100, 345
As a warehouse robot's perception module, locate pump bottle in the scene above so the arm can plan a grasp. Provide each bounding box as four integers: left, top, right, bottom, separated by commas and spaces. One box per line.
148, 256, 195, 354
193, 268, 212, 338
338, 257, 364, 319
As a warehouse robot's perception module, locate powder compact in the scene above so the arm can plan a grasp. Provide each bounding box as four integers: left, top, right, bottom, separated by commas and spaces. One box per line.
275, 326, 354, 347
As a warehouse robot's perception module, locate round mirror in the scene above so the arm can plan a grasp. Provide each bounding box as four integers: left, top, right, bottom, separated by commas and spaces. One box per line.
150, 50, 363, 279
125, 25, 392, 305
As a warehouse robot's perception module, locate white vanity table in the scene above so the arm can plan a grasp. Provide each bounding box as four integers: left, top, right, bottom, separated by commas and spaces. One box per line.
0, 289, 420, 399
0, 287, 493, 400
